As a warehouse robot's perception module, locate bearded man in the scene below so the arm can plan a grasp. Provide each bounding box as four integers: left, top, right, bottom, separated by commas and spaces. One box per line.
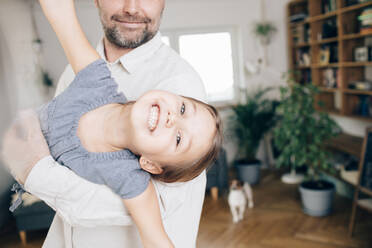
2, 0, 207, 247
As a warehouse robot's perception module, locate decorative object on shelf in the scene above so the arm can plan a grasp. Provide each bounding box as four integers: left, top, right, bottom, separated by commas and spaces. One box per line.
322, 0, 337, 13
353, 95, 372, 117
323, 68, 338, 88
349, 80, 372, 90
340, 156, 360, 185
354, 46, 372, 62
346, 0, 368, 6
273, 75, 341, 216
361, 96, 371, 116
291, 23, 310, 44
296, 48, 311, 66
253, 22, 277, 46
319, 47, 330, 65
358, 7, 372, 34
322, 19, 338, 39
289, 13, 308, 23
229, 87, 278, 185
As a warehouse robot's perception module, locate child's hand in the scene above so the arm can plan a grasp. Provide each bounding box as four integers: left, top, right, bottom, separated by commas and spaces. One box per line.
38, 0, 76, 22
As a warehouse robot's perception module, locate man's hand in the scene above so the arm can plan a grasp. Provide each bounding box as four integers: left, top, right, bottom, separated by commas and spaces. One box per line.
1, 110, 50, 184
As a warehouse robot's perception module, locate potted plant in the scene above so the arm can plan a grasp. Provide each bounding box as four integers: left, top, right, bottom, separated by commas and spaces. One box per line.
273, 79, 340, 216
229, 87, 278, 184
253, 22, 277, 46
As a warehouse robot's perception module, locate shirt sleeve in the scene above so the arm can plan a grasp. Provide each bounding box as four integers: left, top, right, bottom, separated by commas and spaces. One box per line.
24, 156, 134, 227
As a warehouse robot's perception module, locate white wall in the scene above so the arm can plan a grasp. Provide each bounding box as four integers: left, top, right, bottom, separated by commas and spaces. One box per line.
0, 0, 46, 110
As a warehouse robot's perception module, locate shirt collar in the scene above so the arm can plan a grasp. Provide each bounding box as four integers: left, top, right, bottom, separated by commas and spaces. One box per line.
96, 32, 163, 74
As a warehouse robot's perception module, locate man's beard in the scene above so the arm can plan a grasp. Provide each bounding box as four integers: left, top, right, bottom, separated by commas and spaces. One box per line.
103, 25, 155, 49
102, 13, 157, 49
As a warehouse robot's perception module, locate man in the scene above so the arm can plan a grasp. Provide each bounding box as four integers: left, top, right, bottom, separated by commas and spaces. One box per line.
2, 0, 207, 247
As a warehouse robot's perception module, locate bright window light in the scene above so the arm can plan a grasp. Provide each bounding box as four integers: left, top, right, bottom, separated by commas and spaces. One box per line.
179, 32, 235, 102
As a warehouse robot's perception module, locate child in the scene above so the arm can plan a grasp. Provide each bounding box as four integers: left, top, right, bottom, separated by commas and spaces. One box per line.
13, 0, 222, 247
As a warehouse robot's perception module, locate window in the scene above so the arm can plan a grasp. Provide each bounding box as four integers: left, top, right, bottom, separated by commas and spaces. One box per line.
161, 29, 239, 103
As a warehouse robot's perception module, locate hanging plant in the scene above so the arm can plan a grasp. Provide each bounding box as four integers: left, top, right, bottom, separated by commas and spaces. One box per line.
253, 22, 277, 45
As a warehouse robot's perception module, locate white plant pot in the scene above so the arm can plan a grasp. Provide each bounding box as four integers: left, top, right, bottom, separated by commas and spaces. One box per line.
281, 168, 304, 184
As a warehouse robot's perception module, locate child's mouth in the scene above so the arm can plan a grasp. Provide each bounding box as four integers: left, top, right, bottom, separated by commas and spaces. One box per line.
148, 104, 160, 131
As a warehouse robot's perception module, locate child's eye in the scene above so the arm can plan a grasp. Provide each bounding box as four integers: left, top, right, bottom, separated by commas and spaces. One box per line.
180, 103, 185, 115
176, 132, 181, 146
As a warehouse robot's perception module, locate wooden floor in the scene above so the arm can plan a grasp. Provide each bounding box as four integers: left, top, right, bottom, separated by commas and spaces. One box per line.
0, 171, 371, 248
197, 171, 372, 248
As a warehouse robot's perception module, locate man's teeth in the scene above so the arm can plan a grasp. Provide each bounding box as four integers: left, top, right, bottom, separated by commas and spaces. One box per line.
148, 105, 159, 131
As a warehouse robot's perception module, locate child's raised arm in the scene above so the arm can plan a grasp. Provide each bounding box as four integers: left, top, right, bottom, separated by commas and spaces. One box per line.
38, 0, 99, 74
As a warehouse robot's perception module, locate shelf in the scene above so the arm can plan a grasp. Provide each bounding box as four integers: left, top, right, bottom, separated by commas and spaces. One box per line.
343, 114, 372, 122
319, 108, 341, 116
288, 0, 307, 5
340, 1, 372, 14
357, 199, 372, 212
295, 65, 311, 69
308, 10, 337, 22
360, 186, 372, 197
343, 89, 372, 95
326, 133, 363, 158
342, 32, 372, 40
289, 19, 309, 27
312, 63, 339, 68
293, 42, 310, 47
310, 37, 338, 45
319, 87, 338, 92
341, 62, 372, 67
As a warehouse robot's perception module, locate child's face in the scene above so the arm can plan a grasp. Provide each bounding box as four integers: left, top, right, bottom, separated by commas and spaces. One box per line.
129, 90, 215, 168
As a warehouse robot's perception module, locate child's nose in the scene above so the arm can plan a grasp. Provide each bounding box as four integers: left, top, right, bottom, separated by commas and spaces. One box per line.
166, 111, 175, 128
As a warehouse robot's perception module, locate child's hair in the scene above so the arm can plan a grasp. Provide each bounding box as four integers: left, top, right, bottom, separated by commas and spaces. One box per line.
152, 97, 223, 183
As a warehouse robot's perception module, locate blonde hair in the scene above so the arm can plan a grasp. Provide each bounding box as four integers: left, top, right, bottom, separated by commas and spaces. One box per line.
152, 98, 223, 183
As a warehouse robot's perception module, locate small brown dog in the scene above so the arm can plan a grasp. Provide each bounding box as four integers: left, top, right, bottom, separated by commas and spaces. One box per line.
227, 180, 254, 223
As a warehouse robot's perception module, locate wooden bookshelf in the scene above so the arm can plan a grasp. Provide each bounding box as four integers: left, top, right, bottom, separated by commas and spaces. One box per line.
288, 0, 372, 122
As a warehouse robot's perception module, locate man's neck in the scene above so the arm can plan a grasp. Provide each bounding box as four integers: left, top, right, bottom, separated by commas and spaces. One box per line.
103, 38, 132, 63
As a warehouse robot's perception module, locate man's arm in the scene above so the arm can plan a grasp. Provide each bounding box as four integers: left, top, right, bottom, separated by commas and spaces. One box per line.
24, 156, 134, 227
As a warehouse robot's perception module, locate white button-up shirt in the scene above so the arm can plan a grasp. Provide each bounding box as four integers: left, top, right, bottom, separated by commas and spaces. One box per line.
24, 32, 207, 248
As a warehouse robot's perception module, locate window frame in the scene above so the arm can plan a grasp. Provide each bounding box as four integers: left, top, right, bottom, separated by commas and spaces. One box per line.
160, 26, 244, 106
